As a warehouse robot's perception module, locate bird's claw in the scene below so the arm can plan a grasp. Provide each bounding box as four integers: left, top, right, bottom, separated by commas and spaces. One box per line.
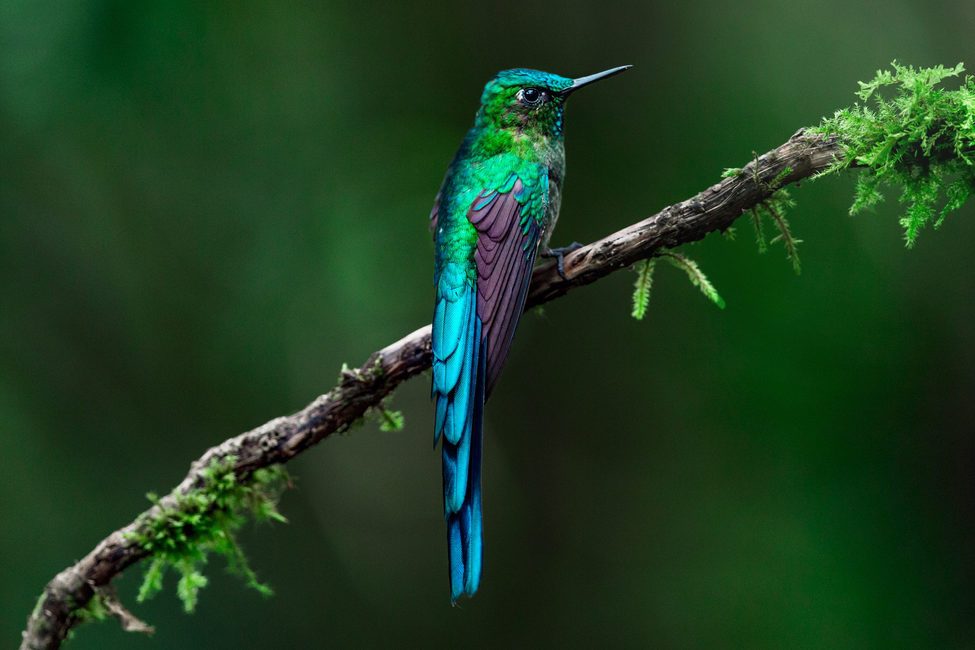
542, 242, 584, 280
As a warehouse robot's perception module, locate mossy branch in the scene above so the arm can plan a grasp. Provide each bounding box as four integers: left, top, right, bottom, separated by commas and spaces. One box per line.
21, 62, 975, 650
18, 129, 841, 650
130, 459, 287, 614
817, 61, 975, 246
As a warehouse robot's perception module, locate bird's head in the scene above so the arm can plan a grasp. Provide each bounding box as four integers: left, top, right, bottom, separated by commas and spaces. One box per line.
475, 65, 631, 140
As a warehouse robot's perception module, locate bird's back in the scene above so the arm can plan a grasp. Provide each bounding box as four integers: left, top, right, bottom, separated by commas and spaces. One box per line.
431, 130, 554, 602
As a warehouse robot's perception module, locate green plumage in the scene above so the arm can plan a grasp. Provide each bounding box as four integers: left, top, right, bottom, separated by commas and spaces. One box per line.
430, 66, 631, 603
434, 70, 574, 288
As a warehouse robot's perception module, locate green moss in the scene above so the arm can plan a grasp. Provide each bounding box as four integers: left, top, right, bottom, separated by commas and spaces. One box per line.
631, 258, 656, 320
62, 593, 111, 641
817, 61, 975, 246
751, 164, 802, 273
631, 252, 724, 320
73, 593, 110, 624
749, 207, 768, 253
376, 407, 405, 432
128, 457, 288, 613
761, 193, 801, 274
661, 252, 726, 310
629, 62, 975, 320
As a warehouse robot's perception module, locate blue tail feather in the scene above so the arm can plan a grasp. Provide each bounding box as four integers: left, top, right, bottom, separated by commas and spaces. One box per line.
442, 420, 470, 513
433, 289, 475, 446
433, 288, 485, 603
464, 360, 484, 594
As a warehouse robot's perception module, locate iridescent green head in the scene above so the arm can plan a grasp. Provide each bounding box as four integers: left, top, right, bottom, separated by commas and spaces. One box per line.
475, 65, 631, 139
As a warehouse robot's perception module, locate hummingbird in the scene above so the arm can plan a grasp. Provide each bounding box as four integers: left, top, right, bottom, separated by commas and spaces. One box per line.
430, 65, 631, 602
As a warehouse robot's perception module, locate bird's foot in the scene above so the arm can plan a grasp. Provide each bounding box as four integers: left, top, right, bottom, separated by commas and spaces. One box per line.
542, 242, 584, 280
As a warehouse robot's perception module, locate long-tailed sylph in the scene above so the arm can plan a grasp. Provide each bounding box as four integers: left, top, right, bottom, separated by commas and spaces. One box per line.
430, 65, 631, 602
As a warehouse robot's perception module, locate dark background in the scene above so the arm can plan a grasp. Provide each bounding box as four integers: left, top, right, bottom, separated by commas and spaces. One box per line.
3, 1, 974, 647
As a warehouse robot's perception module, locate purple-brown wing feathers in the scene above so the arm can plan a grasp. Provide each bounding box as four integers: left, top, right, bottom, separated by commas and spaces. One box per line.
470, 178, 541, 396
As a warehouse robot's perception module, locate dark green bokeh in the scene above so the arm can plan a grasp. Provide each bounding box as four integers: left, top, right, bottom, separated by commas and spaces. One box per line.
3, 1, 974, 647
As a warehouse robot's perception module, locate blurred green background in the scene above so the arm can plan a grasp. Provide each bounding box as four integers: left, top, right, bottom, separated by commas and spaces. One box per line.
3, 0, 974, 647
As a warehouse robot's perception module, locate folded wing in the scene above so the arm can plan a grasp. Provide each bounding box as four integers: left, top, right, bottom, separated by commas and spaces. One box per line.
432, 171, 544, 602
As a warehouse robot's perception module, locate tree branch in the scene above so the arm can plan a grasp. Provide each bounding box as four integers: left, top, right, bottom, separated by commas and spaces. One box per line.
20, 128, 842, 650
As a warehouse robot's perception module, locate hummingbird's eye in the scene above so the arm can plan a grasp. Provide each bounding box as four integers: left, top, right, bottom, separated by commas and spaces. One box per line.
518, 87, 545, 107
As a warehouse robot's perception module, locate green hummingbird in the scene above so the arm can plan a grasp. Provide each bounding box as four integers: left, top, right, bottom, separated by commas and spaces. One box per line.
430, 65, 631, 602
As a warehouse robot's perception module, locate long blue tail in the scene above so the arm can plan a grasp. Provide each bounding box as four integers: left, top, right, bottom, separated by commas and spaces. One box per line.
432, 285, 485, 602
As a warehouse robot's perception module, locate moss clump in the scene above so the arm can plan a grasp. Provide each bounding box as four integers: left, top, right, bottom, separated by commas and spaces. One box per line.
817, 62, 975, 246
376, 406, 405, 432
129, 457, 288, 613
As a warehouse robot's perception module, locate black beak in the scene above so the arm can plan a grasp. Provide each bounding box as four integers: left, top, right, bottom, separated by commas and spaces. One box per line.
562, 65, 633, 95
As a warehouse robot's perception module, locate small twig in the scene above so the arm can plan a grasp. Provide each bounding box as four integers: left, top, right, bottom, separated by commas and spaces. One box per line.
98, 586, 155, 636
